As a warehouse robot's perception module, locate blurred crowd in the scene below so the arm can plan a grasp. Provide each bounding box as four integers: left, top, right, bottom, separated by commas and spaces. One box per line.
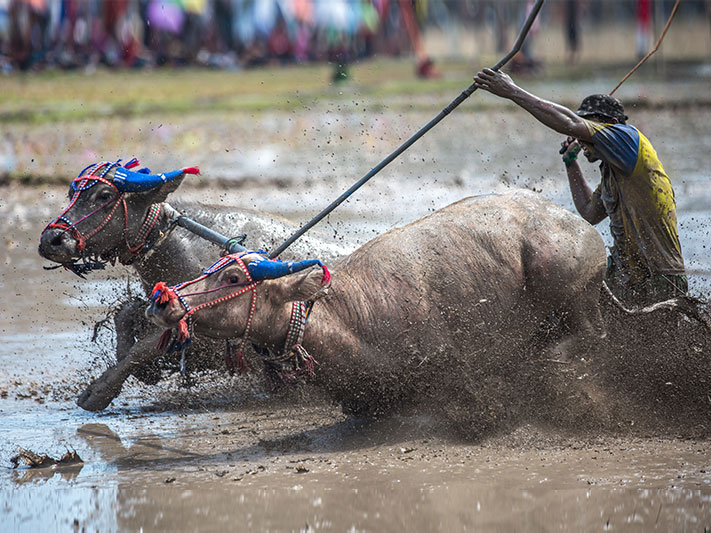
0, 0, 708, 74
0, 0, 437, 73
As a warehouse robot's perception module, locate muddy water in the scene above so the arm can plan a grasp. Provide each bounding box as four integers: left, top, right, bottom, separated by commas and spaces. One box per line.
2, 101, 711, 530
6, 416, 711, 531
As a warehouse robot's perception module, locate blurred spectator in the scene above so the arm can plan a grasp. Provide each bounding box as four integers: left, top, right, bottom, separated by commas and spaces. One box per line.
635, 0, 652, 59
565, 0, 579, 65
147, 0, 184, 65
399, 0, 439, 79
182, 0, 206, 63
0, 0, 12, 71
510, 0, 542, 75
0, 0, 706, 75
0, 0, 386, 72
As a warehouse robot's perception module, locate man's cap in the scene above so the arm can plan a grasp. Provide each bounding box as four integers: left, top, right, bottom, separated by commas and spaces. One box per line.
576, 94, 627, 124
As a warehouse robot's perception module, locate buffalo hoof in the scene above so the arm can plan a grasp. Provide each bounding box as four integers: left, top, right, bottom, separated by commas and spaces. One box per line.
76, 380, 121, 412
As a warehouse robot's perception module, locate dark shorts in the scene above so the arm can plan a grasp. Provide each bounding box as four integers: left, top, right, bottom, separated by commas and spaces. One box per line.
606, 255, 687, 307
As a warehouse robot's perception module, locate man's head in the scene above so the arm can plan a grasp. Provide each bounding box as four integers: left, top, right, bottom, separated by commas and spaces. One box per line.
576, 94, 627, 125
575, 94, 627, 162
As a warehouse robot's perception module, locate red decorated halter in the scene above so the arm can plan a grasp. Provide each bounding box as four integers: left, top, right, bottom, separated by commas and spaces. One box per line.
152, 253, 330, 379
44, 159, 197, 264
152, 255, 262, 371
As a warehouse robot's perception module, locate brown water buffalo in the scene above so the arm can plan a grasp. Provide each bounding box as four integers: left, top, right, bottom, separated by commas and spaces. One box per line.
38, 160, 348, 411
146, 190, 607, 417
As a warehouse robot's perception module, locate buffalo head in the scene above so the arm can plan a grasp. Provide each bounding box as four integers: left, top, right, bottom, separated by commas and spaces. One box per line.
145, 251, 330, 345
39, 159, 196, 268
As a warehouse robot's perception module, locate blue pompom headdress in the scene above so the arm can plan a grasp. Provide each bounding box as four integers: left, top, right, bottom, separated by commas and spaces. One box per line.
72, 158, 199, 193
243, 253, 327, 281
201, 252, 329, 282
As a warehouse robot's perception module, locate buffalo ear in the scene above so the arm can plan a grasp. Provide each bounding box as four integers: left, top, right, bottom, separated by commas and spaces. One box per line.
277, 266, 329, 303
133, 173, 187, 206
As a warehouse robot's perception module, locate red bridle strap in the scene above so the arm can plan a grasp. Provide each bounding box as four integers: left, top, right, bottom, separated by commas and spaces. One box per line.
152, 256, 262, 352
45, 161, 163, 260
46, 172, 123, 253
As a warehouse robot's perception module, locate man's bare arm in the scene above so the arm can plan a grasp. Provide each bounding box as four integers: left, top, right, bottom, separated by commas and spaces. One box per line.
561, 140, 607, 225
474, 68, 592, 141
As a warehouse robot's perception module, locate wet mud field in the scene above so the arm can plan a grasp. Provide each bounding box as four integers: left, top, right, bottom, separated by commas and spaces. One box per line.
2, 80, 711, 530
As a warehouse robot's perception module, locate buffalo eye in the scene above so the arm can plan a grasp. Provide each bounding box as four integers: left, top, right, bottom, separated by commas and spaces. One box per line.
97, 190, 114, 202
228, 274, 240, 284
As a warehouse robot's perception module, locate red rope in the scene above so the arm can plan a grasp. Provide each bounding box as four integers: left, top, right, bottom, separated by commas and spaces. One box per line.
152, 256, 261, 359
152, 255, 327, 379
44, 160, 186, 263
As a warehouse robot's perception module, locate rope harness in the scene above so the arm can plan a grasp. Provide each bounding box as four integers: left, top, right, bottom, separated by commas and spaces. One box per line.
152, 253, 323, 383
43, 159, 191, 272
261, 300, 318, 388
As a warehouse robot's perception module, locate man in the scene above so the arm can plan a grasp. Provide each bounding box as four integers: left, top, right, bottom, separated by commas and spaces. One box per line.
473, 68, 686, 305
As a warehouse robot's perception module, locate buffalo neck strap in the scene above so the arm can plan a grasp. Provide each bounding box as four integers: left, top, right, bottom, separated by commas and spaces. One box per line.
121, 202, 163, 262
261, 300, 318, 381
284, 301, 307, 354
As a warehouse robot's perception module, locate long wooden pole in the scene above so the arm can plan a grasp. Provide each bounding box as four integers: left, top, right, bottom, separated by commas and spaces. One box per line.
269, 0, 545, 259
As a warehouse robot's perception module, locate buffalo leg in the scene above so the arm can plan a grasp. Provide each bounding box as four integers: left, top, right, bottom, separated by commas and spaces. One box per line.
76, 330, 163, 411
114, 299, 163, 385
566, 275, 606, 340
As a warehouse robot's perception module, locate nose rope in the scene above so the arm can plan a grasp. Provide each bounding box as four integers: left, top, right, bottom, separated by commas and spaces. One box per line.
49, 197, 121, 252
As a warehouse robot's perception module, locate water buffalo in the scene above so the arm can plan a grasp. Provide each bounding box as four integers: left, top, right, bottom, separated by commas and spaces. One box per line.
38, 159, 348, 411
146, 190, 607, 418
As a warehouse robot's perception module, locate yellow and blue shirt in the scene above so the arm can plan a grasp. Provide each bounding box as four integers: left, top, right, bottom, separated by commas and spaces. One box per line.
583, 119, 685, 284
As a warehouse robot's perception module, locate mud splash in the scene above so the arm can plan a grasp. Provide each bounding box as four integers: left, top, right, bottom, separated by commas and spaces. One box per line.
3, 189, 711, 531
2, 102, 711, 529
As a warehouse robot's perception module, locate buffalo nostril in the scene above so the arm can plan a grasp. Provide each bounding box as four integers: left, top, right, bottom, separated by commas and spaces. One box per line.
145, 302, 165, 320
50, 234, 63, 246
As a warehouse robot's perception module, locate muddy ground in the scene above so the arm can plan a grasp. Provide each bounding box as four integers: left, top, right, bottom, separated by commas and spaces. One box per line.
2, 73, 711, 531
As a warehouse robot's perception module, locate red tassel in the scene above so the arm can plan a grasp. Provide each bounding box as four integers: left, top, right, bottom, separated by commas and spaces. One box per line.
156, 329, 172, 352
295, 345, 318, 378
321, 265, 331, 286
303, 355, 317, 377
177, 318, 190, 343
181, 167, 200, 175
236, 349, 250, 374
76, 234, 87, 252
151, 282, 176, 305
